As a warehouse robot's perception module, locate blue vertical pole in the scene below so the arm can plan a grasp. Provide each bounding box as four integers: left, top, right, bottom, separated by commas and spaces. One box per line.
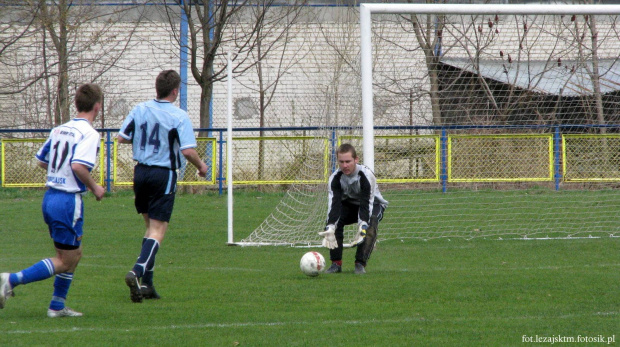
206, 1, 214, 182
180, 2, 188, 112
218, 130, 224, 195
554, 126, 561, 191
331, 129, 337, 173
441, 128, 448, 193
106, 130, 112, 192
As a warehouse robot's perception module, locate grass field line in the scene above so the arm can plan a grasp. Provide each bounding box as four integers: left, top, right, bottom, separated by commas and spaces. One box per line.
4, 311, 618, 335
397, 262, 620, 273
76, 262, 619, 272
2, 260, 618, 273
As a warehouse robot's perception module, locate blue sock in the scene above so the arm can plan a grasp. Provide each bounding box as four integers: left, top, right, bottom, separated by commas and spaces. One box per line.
49, 273, 73, 311
132, 238, 159, 278
142, 269, 154, 287
9, 258, 55, 287
142, 237, 155, 286
140, 238, 156, 286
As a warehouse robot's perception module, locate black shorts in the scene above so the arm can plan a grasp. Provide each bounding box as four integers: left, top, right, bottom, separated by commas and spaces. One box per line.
335, 201, 385, 232
133, 164, 177, 222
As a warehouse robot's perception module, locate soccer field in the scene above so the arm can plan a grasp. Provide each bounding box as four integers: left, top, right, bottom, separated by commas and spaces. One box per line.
0, 189, 618, 346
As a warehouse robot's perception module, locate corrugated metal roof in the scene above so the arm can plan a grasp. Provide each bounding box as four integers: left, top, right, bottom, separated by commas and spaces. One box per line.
440, 57, 620, 97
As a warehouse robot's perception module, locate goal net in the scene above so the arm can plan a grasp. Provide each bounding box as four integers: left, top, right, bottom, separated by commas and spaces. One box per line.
238, 3, 620, 246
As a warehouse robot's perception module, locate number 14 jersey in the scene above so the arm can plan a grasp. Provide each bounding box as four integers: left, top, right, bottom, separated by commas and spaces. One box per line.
36, 118, 100, 193
118, 99, 197, 170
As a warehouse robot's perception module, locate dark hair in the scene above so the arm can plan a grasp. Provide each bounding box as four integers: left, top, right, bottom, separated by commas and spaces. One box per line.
75, 83, 103, 113
156, 70, 181, 99
337, 143, 357, 158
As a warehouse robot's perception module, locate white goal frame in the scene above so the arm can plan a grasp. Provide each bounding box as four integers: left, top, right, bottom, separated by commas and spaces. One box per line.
231, 3, 620, 246
360, 3, 620, 171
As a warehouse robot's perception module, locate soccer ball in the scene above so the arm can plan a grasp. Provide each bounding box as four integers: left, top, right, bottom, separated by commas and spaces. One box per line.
300, 251, 326, 277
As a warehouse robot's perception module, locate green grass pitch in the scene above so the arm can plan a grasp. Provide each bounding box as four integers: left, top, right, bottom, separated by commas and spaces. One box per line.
0, 189, 618, 346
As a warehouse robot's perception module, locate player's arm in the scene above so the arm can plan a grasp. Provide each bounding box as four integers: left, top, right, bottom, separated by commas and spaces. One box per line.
117, 136, 131, 144
326, 172, 344, 226
72, 163, 105, 201
117, 116, 135, 144
181, 148, 208, 178
351, 171, 374, 247
35, 138, 51, 170
318, 173, 343, 249
357, 171, 374, 226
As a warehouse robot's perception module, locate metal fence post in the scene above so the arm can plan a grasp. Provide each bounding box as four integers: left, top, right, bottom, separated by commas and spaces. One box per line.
441, 128, 448, 193
105, 130, 113, 192
554, 126, 561, 191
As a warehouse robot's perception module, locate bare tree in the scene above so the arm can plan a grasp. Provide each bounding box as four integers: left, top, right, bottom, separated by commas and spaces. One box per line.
0, 4, 40, 93
0, 0, 141, 126
161, 0, 254, 133
407, 6, 445, 126
235, 0, 308, 180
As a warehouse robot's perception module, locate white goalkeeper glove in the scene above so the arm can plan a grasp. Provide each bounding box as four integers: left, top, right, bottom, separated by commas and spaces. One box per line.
318, 225, 337, 249
350, 223, 368, 247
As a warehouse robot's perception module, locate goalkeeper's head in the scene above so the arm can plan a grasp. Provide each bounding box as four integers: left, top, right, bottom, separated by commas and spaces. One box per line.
336, 143, 359, 175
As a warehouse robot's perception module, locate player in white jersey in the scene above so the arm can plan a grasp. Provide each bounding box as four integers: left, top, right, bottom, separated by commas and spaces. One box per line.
0, 84, 105, 317
318, 144, 388, 274
118, 70, 208, 303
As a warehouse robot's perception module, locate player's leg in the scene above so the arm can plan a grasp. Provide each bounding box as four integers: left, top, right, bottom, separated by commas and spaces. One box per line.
355, 204, 385, 270
126, 165, 175, 302
46, 191, 84, 317
326, 202, 358, 273
1, 256, 55, 309
135, 217, 166, 299
47, 245, 83, 317
325, 218, 345, 273
2, 189, 85, 314
133, 214, 165, 278
126, 164, 151, 303
138, 217, 160, 299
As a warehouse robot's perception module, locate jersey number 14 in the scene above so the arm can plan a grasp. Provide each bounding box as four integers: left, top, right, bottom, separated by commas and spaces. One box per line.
140, 122, 161, 153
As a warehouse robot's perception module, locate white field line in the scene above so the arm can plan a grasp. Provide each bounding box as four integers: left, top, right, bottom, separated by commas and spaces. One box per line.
4, 311, 618, 335
73, 262, 620, 273
3, 260, 618, 273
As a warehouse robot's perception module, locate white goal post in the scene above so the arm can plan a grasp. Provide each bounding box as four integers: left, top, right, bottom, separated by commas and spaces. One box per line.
233, 3, 620, 246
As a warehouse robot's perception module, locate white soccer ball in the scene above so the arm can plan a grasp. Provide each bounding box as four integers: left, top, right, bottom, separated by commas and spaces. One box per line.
300, 251, 326, 277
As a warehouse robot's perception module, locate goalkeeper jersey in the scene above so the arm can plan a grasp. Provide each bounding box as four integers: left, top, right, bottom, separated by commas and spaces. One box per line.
326, 164, 388, 227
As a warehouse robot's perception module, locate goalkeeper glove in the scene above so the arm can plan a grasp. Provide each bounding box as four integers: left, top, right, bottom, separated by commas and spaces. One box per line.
318, 225, 337, 249
350, 223, 368, 247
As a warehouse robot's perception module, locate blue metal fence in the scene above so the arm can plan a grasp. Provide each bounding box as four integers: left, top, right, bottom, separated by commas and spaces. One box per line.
2, 124, 619, 194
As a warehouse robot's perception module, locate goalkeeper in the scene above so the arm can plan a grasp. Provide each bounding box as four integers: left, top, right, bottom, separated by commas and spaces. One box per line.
319, 144, 387, 274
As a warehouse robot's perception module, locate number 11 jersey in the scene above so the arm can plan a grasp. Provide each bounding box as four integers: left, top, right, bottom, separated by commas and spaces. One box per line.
36, 118, 100, 193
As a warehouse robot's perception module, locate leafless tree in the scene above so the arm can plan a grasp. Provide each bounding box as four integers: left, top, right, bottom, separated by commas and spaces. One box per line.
36, 0, 144, 125
0, 1, 145, 128
235, 0, 309, 180
160, 1, 308, 130
160, 0, 252, 133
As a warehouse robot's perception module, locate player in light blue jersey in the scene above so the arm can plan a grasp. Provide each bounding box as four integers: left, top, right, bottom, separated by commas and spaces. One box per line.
118, 70, 207, 302
0, 84, 105, 317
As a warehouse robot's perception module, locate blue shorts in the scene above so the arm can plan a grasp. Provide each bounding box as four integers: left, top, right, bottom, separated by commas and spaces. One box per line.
42, 188, 84, 247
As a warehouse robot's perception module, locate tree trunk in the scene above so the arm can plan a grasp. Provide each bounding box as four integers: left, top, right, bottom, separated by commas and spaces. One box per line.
199, 82, 212, 137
